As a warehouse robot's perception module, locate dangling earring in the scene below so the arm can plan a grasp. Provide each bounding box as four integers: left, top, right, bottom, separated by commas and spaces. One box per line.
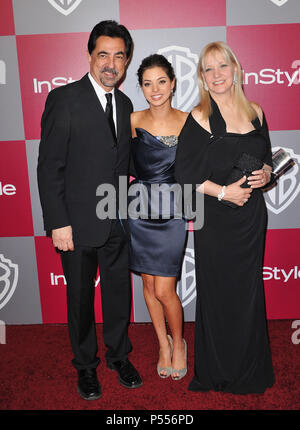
233, 72, 238, 85
203, 80, 208, 91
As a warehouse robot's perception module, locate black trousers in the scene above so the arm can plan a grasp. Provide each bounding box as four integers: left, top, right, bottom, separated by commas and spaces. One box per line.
60, 219, 132, 370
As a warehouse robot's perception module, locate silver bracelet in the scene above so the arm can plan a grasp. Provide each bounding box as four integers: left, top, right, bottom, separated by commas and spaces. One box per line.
217, 185, 226, 201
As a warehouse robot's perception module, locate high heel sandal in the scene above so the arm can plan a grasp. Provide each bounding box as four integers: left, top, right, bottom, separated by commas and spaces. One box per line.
157, 335, 173, 378
171, 339, 187, 381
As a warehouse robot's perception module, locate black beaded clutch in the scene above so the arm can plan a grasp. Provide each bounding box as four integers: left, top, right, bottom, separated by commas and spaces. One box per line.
222, 152, 263, 208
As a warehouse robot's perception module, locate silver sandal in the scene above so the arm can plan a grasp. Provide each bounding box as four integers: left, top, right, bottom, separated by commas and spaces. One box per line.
171, 339, 187, 380
157, 335, 173, 378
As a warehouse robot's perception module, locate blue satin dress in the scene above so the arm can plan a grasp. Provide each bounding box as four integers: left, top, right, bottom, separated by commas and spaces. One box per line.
128, 128, 187, 277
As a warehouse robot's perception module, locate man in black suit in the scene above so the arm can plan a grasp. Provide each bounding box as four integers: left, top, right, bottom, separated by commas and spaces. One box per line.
37, 20, 142, 400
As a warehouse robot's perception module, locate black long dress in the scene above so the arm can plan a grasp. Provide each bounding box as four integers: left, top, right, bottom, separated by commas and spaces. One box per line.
174, 99, 275, 394
128, 128, 187, 277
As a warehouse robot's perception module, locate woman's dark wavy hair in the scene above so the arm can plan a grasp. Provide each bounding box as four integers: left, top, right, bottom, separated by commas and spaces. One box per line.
88, 20, 133, 59
137, 54, 175, 87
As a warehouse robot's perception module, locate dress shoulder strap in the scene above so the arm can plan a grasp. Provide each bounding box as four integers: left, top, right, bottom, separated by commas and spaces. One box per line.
208, 95, 262, 135
251, 116, 261, 130
208, 96, 226, 137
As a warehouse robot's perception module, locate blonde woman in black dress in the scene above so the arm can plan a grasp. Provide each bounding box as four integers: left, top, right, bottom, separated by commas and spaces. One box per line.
175, 42, 275, 394
128, 55, 188, 380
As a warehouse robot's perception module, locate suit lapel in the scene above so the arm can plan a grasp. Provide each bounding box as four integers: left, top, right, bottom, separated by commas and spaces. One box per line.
79, 73, 106, 118
80, 74, 123, 144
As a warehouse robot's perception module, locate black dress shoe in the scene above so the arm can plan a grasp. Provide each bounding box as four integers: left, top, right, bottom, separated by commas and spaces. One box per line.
108, 359, 142, 389
77, 368, 101, 400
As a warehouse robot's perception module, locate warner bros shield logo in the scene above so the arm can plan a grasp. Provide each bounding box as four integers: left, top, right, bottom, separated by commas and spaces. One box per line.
177, 248, 196, 308
0, 254, 19, 311
48, 0, 82, 16
265, 147, 300, 215
157, 46, 199, 112
269, 0, 289, 7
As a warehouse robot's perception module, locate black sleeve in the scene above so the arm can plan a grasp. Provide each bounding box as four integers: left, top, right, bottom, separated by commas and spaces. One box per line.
261, 112, 273, 168
174, 114, 212, 219
175, 114, 212, 192
37, 87, 71, 231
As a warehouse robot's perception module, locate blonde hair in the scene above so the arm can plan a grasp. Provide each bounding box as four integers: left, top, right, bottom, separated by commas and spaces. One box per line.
197, 41, 256, 121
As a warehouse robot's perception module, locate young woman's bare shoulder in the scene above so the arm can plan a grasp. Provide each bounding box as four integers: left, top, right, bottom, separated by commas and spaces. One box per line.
131, 110, 147, 123
131, 111, 141, 136
174, 109, 189, 125
130, 110, 149, 133
174, 109, 189, 119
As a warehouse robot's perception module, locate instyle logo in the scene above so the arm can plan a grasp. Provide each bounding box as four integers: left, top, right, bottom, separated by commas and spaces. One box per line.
17, 32, 87, 139
50, 272, 66, 286
48, 0, 82, 16
263, 266, 300, 283
269, 0, 289, 6
227, 23, 300, 131
243, 65, 300, 87
50, 272, 99, 287
0, 181, 16, 196
177, 248, 196, 308
43, 269, 102, 323
33, 76, 75, 94
0, 255, 19, 311
157, 46, 199, 112
265, 147, 300, 214
0, 60, 6, 85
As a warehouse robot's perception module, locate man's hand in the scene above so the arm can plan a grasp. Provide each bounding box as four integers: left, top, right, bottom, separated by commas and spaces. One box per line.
52, 226, 74, 251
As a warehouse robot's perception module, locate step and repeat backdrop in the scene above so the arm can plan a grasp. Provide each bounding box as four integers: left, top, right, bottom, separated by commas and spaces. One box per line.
0, 0, 300, 324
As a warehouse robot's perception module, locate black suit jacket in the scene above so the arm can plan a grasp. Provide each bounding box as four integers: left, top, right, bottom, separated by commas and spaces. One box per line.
37, 73, 133, 247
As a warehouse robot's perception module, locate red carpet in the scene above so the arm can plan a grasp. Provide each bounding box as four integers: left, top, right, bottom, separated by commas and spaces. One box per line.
0, 321, 299, 412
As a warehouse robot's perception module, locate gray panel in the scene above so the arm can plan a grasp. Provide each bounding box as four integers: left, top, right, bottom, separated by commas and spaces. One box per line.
264, 130, 300, 228
0, 237, 42, 324
124, 26, 226, 113
0, 36, 24, 140
13, 0, 119, 35
26, 140, 46, 236
227, 0, 300, 26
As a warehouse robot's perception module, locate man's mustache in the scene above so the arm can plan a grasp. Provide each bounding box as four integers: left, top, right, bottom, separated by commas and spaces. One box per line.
100, 67, 118, 76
